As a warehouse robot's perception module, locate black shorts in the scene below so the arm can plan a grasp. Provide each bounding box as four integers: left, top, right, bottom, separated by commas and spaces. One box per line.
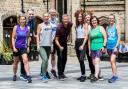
13, 48, 27, 57
51, 41, 57, 54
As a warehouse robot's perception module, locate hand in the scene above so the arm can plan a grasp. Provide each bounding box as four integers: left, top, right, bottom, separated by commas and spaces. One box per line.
13, 47, 18, 52
101, 47, 106, 54
37, 46, 40, 52
27, 47, 30, 53
59, 46, 64, 51
79, 45, 84, 51
89, 49, 91, 56
114, 47, 118, 52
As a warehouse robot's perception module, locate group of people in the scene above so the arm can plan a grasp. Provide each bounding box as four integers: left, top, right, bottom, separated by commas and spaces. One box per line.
11, 8, 120, 84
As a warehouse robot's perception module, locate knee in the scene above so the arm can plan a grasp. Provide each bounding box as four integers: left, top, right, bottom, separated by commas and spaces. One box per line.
23, 58, 29, 65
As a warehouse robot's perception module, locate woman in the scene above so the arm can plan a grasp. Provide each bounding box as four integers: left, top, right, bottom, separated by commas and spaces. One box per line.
37, 13, 52, 82
75, 11, 88, 82
88, 16, 107, 83
12, 15, 32, 83
106, 14, 120, 83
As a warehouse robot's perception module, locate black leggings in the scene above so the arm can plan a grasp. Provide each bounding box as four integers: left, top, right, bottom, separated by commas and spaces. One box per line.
75, 38, 86, 75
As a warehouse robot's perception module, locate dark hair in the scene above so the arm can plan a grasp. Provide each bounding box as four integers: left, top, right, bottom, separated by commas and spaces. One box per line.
75, 10, 84, 28
109, 14, 115, 19
90, 16, 99, 28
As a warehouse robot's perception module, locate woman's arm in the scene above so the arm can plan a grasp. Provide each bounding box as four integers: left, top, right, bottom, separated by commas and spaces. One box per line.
101, 26, 107, 47
36, 24, 41, 51
79, 23, 88, 50
116, 24, 121, 47
12, 25, 17, 50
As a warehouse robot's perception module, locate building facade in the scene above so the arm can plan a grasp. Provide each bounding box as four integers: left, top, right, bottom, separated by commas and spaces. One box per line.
0, 0, 56, 47
0, 0, 128, 50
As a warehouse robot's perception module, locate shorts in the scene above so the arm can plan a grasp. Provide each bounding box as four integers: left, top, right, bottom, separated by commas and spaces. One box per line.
51, 41, 57, 54
13, 48, 27, 57
107, 48, 118, 56
91, 50, 102, 59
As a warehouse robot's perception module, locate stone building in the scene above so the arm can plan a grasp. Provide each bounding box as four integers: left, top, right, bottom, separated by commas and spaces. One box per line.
0, 0, 58, 47
0, 0, 128, 49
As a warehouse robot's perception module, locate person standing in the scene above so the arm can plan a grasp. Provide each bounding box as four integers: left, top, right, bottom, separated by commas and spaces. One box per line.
55, 14, 73, 80
12, 15, 32, 83
49, 9, 58, 78
74, 11, 87, 82
20, 8, 36, 80
106, 14, 120, 83
88, 16, 107, 83
84, 14, 95, 79
37, 13, 52, 82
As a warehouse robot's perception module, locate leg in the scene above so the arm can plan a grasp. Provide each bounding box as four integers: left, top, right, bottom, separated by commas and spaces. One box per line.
62, 45, 67, 74
39, 47, 51, 76
86, 45, 95, 74
22, 54, 30, 76
12, 56, 19, 81
94, 58, 100, 78
20, 58, 26, 75
13, 56, 19, 75
56, 47, 63, 76
110, 54, 117, 76
51, 53, 56, 70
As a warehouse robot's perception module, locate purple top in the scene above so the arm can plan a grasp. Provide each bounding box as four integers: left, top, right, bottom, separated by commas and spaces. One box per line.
55, 22, 73, 45
15, 25, 28, 49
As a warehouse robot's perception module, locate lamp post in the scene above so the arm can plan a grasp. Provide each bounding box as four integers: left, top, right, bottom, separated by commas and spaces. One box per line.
43, 0, 49, 12
21, 0, 25, 13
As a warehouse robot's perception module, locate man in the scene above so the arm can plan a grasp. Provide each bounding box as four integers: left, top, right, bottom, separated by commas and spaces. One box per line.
106, 14, 120, 83
20, 8, 36, 80
55, 14, 72, 80
49, 9, 58, 78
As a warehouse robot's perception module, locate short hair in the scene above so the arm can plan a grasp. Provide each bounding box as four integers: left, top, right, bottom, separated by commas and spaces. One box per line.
17, 14, 27, 25
49, 9, 56, 13
62, 14, 69, 19
90, 16, 99, 27
27, 8, 34, 12
43, 13, 49, 17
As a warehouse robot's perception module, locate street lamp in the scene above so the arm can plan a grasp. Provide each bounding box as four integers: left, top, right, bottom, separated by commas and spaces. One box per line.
21, 0, 25, 13
43, 0, 49, 12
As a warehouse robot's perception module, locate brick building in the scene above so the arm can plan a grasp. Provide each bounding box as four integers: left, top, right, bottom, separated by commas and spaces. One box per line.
0, 0, 128, 49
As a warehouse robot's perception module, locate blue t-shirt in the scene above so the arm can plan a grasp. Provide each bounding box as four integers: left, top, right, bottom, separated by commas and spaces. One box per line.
106, 24, 118, 49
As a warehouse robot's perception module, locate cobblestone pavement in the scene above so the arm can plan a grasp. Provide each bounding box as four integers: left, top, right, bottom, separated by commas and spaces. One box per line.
0, 56, 128, 89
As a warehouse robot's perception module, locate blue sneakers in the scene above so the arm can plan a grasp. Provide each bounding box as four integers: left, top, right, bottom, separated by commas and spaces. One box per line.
108, 76, 118, 83
13, 75, 17, 81
20, 74, 27, 81
41, 75, 48, 83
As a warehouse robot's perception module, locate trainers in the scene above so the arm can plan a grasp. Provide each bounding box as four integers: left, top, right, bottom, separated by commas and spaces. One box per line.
91, 77, 98, 83
87, 74, 95, 79
80, 76, 86, 82
41, 75, 48, 83
51, 69, 57, 78
26, 76, 32, 83
98, 76, 104, 81
46, 72, 51, 79
77, 76, 81, 80
13, 75, 17, 81
108, 76, 118, 83
20, 74, 27, 81
62, 74, 68, 79
77, 76, 86, 81
59, 75, 64, 81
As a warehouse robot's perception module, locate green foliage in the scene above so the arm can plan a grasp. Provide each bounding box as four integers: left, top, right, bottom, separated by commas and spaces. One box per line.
0, 40, 13, 62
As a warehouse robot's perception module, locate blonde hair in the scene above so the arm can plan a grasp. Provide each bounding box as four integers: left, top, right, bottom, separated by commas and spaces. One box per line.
17, 14, 27, 25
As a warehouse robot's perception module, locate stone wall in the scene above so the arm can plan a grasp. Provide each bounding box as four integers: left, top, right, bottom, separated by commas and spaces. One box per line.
0, 0, 52, 47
